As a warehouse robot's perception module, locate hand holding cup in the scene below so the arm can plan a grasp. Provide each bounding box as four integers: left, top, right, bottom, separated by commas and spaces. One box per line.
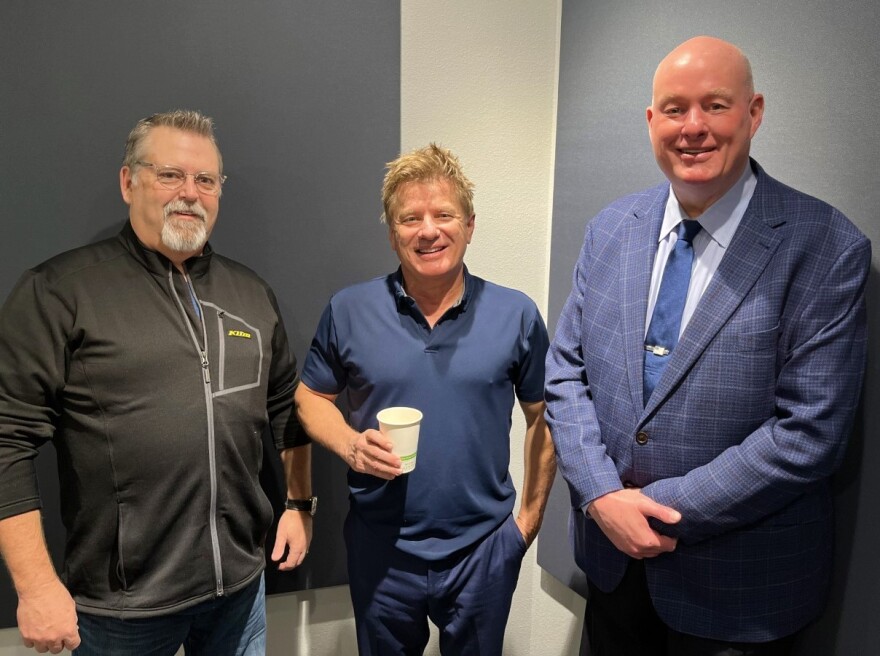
376, 407, 423, 474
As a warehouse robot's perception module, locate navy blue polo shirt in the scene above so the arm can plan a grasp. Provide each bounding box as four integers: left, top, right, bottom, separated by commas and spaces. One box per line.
302, 267, 548, 560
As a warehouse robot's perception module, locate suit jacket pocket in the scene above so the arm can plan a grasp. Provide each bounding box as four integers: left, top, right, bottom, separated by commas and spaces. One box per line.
734, 324, 779, 352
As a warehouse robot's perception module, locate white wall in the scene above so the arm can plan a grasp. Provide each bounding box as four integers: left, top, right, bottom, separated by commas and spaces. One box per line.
0, 2, 581, 653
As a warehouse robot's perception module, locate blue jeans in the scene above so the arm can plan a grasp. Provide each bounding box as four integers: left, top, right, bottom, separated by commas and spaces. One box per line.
75, 574, 266, 656
346, 512, 528, 656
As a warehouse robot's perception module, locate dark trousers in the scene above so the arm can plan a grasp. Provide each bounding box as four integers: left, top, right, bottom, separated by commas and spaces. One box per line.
345, 511, 528, 656
582, 560, 797, 656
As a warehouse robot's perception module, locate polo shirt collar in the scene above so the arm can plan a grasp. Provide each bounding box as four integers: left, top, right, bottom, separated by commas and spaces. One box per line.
392, 265, 473, 313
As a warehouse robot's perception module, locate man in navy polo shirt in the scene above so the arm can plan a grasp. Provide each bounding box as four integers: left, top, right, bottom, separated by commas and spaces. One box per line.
295, 143, 556, 655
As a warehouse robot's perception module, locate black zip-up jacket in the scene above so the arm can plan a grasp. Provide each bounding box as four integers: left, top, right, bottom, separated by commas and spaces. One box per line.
0, 223, 307, 617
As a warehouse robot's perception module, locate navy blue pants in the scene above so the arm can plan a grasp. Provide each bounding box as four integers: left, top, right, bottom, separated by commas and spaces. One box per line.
345, 512, 528, 655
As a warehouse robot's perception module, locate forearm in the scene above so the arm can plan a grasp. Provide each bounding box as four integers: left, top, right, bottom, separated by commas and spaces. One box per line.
294, 383, 360, 467
0, 510, 60, 596
274, 445, 314, 570
0, 510, 80, 651
279, 444, 312, 499
518, 402, 556, 523
514, 402, 557, 546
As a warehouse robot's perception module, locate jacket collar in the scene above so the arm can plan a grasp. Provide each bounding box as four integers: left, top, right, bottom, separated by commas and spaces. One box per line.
118, 220, 214, 279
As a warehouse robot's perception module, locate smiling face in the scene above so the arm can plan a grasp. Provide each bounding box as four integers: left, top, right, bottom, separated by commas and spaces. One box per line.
647, 37, 764, 217
388, 177, 475, 292
120, 126, 221, 266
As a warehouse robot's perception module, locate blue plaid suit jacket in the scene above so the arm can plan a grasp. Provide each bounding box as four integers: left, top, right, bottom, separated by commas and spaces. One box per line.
546, 160, 871, 641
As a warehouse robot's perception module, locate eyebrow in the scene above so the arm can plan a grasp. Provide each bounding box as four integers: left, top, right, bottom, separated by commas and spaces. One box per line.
655, 88, 737, 106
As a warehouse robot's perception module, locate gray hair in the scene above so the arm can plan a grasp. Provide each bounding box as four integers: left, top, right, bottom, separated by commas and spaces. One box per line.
123, 109, 223, 174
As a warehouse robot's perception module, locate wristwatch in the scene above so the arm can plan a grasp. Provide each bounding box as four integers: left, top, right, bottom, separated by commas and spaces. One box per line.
285, 496, 318, 516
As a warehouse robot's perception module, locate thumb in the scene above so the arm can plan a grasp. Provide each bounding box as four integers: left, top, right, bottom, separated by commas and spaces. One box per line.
269, 526, 285, 562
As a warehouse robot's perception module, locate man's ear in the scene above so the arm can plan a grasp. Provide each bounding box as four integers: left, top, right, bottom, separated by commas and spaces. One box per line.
120, 166, 134, 205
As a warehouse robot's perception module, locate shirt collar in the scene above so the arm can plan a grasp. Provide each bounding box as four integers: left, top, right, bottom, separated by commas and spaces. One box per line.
660, 163, 758, 248
392, 265, 472, 312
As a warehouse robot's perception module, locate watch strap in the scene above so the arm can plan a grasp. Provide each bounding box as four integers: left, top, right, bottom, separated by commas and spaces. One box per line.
285, 496, 317, 515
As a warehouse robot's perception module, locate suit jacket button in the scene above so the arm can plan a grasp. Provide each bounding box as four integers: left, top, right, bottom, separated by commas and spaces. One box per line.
635, 431, 649, 445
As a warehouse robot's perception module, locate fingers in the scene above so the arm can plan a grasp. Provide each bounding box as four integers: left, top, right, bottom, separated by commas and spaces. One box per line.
589, 489, 680, 559
513, 515, 529, 544
280, 539, 309, 570
68, 630, 82, 651
352, 430, 401, 479
22, 631, 80, 654
273, 544, 307, 570
269, 539, 285, 564
276, 549, 307, 571
657, 534, 678, 553
17, 581, 80, 654
514, 513, 540, 548
271, 512, 312, 571
639, 496, 682, 525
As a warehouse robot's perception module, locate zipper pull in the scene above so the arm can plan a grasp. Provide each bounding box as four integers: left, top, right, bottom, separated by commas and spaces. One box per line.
200, 350, 211, 384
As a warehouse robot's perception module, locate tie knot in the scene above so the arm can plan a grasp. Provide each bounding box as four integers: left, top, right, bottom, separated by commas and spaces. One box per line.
677, 220, 702, 244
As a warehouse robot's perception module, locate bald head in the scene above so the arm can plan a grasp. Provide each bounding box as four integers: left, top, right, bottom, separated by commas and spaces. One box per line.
646, 36, 764, 217
653, 36, 754, 105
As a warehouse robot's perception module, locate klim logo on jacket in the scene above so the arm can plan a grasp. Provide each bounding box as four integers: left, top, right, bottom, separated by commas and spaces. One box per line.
227, 329, 252, 339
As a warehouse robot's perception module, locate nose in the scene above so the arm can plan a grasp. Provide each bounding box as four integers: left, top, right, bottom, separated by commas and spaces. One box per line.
681, 107, 708, 138
179, 174, 200, 200
418, 216, 440, 239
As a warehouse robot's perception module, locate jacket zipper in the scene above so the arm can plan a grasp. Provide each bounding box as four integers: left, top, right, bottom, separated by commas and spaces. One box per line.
169, 265, 225, 598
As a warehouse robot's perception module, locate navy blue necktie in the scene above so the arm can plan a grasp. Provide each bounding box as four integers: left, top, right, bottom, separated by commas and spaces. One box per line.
643, 220, 702, 405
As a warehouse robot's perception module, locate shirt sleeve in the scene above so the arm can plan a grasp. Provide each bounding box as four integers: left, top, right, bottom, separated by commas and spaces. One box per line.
544, 224, 626, 510
0, 270, 70, 520
265, 286, 310, 450
513, 302, 549, 403
300, 299, 348, 396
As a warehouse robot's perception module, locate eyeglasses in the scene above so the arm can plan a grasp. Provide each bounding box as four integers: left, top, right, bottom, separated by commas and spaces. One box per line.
135, 161, 226, 196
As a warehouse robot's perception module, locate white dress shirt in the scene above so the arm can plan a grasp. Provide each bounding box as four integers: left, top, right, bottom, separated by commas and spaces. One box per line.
645, 164, 758, 338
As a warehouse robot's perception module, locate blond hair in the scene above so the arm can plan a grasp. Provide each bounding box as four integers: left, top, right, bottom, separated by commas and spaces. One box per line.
381, 143, 474, 224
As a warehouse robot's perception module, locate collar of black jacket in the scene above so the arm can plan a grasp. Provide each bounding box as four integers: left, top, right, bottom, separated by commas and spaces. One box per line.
117, 220, 214, 280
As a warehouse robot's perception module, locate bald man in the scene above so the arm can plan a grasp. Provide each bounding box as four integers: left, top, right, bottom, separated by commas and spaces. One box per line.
546, 36, 870, 655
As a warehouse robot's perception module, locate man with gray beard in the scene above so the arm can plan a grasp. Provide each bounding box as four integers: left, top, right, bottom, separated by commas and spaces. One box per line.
161, 198, 210, 252
0, 110, 312, 655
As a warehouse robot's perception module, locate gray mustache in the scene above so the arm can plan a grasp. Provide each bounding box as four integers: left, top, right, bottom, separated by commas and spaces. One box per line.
164, 200, 207, 221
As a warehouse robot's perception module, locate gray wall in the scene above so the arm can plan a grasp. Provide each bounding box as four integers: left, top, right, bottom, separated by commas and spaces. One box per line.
539, 1, 880, 653
0, 1, 399, 627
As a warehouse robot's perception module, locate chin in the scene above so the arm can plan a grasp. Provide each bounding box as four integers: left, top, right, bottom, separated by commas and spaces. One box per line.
672, 167, 723, 186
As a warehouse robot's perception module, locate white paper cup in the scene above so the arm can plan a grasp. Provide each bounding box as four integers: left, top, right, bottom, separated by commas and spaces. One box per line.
376, 406, 423, 473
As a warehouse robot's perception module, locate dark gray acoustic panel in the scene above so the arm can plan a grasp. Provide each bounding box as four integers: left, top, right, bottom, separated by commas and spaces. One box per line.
0, 1, 400, 628
540, 2, 880, 655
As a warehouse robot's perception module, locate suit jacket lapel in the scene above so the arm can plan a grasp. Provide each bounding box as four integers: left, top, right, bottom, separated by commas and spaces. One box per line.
621, 190, 666, 414
641, 166, 785, 419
